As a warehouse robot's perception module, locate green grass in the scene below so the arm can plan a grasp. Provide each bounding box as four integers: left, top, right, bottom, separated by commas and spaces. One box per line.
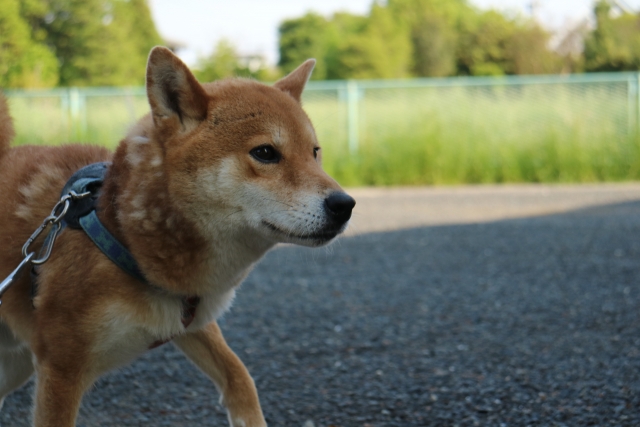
308, 82, 640, 186
7, 80, 640, 186
9, 94, 148, 149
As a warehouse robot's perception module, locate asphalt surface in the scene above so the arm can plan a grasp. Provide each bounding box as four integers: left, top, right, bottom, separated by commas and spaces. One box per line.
3, 184, 640, 427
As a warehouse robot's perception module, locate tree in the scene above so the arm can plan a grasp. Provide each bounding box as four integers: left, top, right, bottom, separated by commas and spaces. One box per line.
387, 0, 471, 77
584, 0, 640, 71
127, 0, 164, 62
277, 0, 565, 79
456, 10, 515, 76
457, 10, 562, 76
411, 13, 457, 77
0, 0, 58, 88
279, 8, 411, 80
554, 20, 589, 74
194, 39, 277, 82
505, 23, 562, 75
361, 4, 413, 78
195, 39, 240, 81
278, 13, 332, 80
25, 0, 162, 86
323, 12, 368, 79
329, 6, 412, 79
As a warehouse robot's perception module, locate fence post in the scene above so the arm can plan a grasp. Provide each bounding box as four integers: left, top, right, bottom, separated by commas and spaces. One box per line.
67, 87, 88, 141
629, 75, 639, 135
60, 90, 71, 140
69, 87, 80, 140
637, 73, 640, 136
346, 80, 359, 154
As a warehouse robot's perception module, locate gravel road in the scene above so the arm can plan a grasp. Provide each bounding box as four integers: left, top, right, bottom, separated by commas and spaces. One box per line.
3, 184, 640, 426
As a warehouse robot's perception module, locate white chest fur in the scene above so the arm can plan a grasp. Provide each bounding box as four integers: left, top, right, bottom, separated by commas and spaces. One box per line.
91, 286, 236, 374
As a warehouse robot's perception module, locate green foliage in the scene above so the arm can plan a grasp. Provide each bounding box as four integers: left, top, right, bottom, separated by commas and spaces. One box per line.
279, 7, 411, 80
278, 0, 564, 79
128, 0, 164, 61
456, 10, 514, 76
353, 4, 413, 78
505, 24, 563, 75
279, 13, 332, 79
387, 0, 470, 77
195, 39, 278, 83
271, 0, 572, 81
584, 0, 640, 72
195, 39, 240, 81
0, 0, 59, 88
323, 13, 368, 79
456, 10, 561, 76
411, 13, 457, 77
40, 0, 163, 86
327, 9, 411, 79
2, 0, 162, 87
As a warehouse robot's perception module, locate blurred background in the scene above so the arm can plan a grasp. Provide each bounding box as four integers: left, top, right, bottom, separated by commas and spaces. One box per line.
3, 0, 640, 187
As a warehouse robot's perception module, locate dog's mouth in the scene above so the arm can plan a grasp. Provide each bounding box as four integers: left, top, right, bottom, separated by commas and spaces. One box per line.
261, 221, 341, 243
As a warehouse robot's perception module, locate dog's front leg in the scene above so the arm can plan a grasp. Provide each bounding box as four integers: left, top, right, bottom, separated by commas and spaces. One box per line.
32, 361, 89, 427
173, 321, 267, 427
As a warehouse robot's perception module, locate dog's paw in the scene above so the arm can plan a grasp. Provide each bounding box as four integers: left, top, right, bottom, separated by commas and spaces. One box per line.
230, 418, 246, 427
228, 414, 267, 427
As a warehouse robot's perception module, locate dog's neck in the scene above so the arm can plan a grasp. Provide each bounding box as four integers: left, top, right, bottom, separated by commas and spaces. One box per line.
98, 117, 274, 296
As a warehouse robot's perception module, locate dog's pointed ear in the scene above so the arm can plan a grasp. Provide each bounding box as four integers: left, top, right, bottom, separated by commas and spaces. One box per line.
146, 46, 209, 131
274, 59, 316, 103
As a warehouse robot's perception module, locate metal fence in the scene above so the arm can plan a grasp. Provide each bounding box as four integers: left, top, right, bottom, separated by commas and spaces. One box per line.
6, 72, 640, 153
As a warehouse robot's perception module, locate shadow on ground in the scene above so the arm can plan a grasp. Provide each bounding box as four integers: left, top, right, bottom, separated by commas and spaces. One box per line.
3, 201, 640, 426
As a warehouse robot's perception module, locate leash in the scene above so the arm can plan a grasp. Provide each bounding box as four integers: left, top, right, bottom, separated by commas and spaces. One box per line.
29, 162, 145, 295
0, 163, 199, 348
0, 190, 92, 304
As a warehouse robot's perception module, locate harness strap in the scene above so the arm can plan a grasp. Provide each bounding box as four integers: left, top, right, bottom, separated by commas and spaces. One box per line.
32, 162, 200, 349
78, 210, 146, 282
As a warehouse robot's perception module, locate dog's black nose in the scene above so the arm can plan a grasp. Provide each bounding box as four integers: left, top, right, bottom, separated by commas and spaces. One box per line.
324, 192, 356, 223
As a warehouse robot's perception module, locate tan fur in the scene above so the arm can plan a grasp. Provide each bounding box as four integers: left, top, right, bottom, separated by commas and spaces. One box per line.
0, 48, 354, 426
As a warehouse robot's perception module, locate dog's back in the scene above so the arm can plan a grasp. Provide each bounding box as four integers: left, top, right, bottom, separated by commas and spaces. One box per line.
0, 95, 111, 339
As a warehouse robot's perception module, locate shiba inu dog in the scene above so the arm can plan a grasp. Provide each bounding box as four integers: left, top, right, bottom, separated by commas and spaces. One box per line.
0, 46, 355, 427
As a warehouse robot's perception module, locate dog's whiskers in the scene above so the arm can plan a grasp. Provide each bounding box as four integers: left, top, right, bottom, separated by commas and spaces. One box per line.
261, 197, 296, 209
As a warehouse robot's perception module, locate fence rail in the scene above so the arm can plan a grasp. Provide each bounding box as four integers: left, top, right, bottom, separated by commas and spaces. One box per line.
6, 72, 640, 185
6, 72, 640, 151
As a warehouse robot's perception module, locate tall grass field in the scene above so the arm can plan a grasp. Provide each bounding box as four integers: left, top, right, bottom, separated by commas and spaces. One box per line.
7, 74, 640, 186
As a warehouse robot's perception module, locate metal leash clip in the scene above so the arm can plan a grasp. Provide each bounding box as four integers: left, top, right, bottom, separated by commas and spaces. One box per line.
0, 190, 92, 306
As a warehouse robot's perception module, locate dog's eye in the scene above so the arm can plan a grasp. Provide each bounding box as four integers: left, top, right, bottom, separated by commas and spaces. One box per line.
250, 145, 280, 163
313, 147, 320, 159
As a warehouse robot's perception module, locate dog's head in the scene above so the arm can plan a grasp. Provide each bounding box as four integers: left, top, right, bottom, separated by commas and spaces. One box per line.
143, 47, 354, 247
